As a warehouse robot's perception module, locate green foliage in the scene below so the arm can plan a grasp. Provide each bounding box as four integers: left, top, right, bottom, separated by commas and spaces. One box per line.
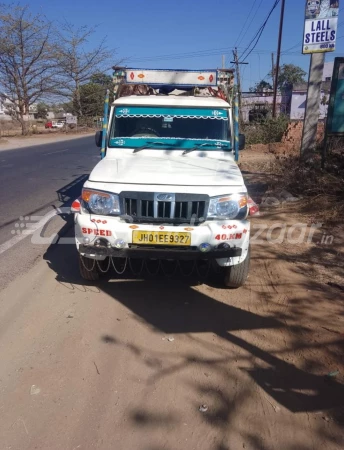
249, 80, 273, 92
270, 64, 306, 90
36, 102, 48, 120
90, 73, 112, 85
49, 101, 74, 115
249, 64, 307, 92
245, 115, 289, 145
77, 73, 114, 117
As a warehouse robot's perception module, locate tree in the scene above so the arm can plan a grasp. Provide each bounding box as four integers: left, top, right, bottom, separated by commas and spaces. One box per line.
0, 4, 59, 134
36, 102, 49, 120
59, 101, 74, 115
249, 80, 273, 93
49, 102, 73, 116
78, 73, 113, 117
270, 64, 306, 90
90, 73, 113, 86
55, 22, 114, 117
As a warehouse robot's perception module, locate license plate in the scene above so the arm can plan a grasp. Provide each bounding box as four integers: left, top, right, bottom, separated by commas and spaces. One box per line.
132, 231, 191, 246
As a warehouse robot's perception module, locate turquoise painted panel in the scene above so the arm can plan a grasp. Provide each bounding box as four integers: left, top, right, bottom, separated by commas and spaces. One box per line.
108, 137, 231, 150
115, 107, 228, 120
331, 79, 344, 133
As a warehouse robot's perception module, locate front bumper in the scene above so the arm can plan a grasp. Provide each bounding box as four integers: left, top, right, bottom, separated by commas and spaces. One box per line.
75, 214, 250, 266
79, 244, 242, 260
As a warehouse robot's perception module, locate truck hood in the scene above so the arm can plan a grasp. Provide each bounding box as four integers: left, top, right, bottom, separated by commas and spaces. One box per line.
89, 152, 244, 187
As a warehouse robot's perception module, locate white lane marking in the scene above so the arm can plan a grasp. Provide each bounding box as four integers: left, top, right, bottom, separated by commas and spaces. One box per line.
43, 149, 69, 156
0, 159, 13, 168
0, 210, 59, 256
0, 233, 28, 255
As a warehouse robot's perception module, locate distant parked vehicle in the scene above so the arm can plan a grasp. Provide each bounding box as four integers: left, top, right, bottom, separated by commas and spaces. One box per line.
45, 120, 65, 129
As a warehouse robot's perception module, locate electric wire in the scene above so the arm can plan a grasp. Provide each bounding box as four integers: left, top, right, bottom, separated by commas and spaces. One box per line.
234, 0, 260, 47
239, 0, 281, 63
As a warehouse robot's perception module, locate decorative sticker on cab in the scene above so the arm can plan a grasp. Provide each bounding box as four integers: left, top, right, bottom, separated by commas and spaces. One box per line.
82, 228, 112, 236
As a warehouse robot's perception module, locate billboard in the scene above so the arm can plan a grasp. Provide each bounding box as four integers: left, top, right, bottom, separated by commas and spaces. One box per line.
326, 57, 344, 135
302, 0, 339, 54
66, 115, 77, 125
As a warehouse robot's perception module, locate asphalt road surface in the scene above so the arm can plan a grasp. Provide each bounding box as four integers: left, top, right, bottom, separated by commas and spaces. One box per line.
0, 140, 343, 450
0, 135, 99, 289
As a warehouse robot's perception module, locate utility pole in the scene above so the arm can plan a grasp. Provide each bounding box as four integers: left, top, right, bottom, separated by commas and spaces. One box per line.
272, 0, 286, 117
271, 52, 275, 93
222, 54, 225, 69
300, 53, 325, 157
231, 47, 248, 125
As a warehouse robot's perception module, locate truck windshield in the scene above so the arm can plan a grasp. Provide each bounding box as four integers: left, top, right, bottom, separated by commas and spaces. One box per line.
108, 106, 231, 150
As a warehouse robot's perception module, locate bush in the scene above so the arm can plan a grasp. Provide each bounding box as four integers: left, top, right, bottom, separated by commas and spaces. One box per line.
273, 151, 344, 223
244, 115, 289, 145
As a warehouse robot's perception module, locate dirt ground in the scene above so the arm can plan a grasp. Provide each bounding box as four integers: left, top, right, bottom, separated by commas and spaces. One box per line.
0, 146, 343, 450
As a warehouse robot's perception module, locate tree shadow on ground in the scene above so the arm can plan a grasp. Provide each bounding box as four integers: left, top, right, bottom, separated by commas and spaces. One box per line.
42, 179, 344, 449
44, 235, 344, 416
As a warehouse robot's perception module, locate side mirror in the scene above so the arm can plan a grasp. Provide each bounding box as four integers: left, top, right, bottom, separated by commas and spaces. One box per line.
95, 130, 102, 148
239, 133, 246, 151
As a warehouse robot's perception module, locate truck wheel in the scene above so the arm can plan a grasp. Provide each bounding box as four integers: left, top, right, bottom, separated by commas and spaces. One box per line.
223, 247, 250, 288
79, 254, 100, 281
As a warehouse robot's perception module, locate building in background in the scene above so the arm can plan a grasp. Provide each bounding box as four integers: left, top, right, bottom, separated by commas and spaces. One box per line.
28, 104, 37, 121
290, 61, 334, 120
0, 93, 12, 120
242, 61, 335, 123
322, 61, 334, 81
0, 96, 58, 122
241, 92, 291, 123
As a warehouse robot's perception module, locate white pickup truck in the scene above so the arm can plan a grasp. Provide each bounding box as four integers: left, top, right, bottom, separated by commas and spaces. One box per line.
74, 68, 250, 288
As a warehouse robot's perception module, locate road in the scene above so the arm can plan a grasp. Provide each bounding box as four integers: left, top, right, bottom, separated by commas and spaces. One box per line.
0, 135, 99, 289
0, 141, 343, 450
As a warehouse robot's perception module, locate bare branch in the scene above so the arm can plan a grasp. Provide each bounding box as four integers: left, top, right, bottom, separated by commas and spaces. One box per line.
0, 3, 60, 134
54, 20, 116, 116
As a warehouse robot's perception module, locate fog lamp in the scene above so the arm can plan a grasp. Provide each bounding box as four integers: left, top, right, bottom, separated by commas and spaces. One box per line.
114, 239, 126, 249
199, 243, 212, 253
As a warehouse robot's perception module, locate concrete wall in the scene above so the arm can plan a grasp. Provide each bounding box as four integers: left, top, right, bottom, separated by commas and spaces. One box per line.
290, 91, 329, 120
322, 61, 334, 81
241, 94, 289, 122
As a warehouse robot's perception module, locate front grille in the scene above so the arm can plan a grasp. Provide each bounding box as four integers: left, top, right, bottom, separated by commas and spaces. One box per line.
174, 201, 206, 219
120, 192, 209, 224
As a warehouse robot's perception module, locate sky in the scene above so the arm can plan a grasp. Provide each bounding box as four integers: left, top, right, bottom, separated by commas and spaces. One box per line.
15, 0, 344, 91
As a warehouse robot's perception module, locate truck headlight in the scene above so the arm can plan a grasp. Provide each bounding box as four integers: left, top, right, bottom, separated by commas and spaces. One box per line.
208, 193, 248, 220
82, 189, 120, 215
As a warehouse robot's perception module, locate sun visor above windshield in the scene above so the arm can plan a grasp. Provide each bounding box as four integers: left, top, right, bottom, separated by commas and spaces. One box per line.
115, 107, 229, 120
108, 137, 231, 150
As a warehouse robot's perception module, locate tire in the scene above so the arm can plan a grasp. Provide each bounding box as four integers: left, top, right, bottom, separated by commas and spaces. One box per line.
79, 254, 100, 281
223, 247, 250, 288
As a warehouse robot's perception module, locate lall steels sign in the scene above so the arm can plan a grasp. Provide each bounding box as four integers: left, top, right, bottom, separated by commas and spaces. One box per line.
303, 0, 339, 53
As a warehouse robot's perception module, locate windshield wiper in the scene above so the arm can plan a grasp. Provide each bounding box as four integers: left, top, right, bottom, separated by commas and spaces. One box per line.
133, 141, 175, 153
182, 142, 226, 155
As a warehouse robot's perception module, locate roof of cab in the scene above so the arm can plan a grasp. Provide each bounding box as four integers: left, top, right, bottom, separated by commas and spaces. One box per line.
113, 95, 230, 108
